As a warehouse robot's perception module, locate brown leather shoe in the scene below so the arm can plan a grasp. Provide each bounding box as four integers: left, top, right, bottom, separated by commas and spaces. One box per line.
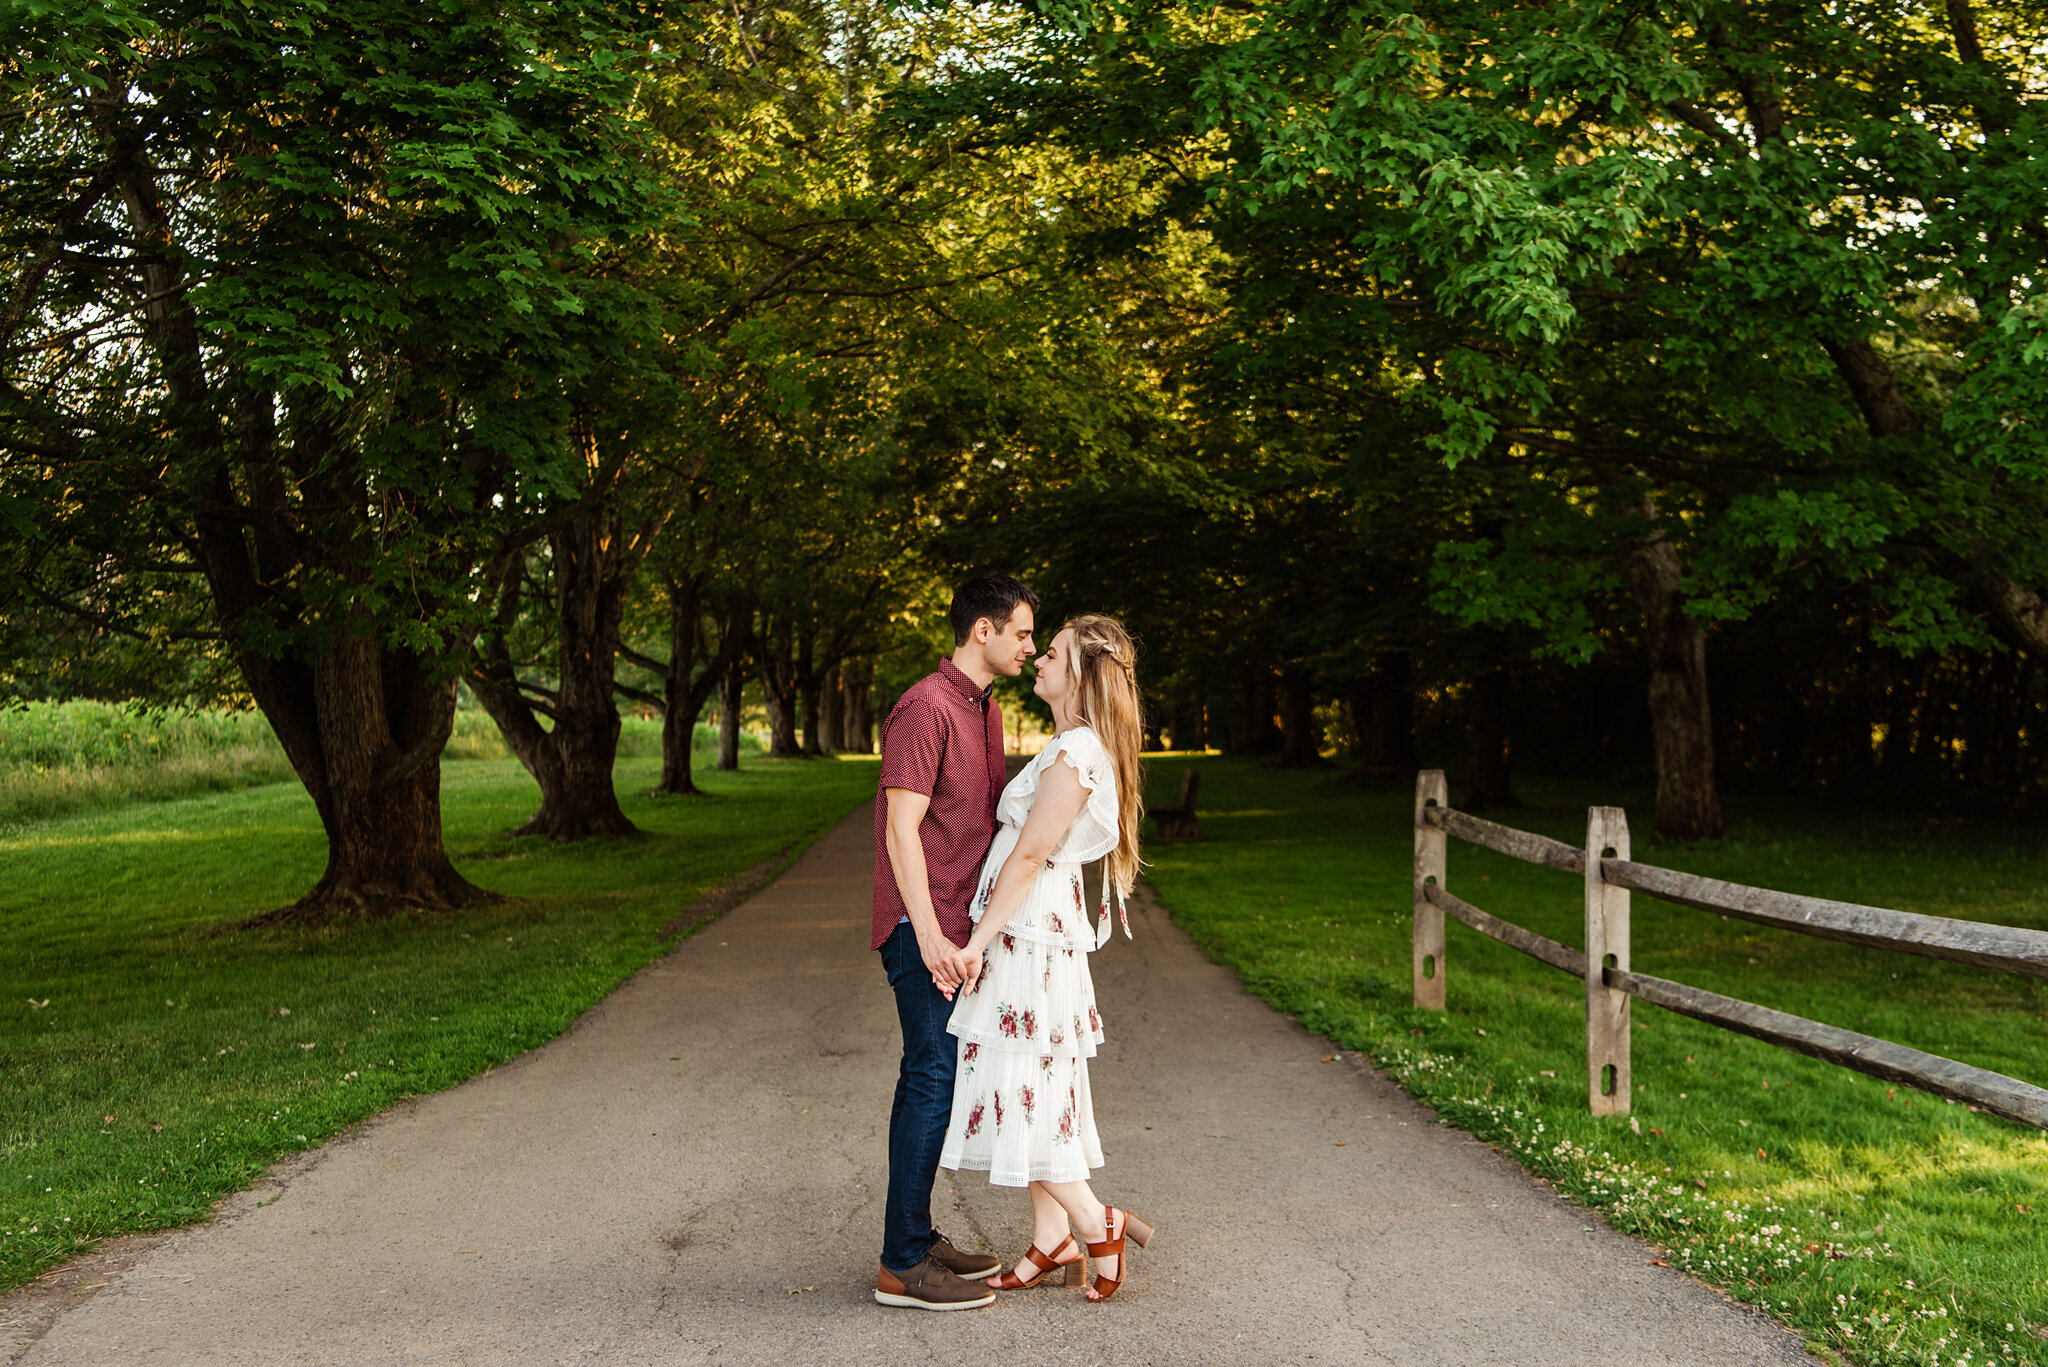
929, 1233, 1002, 1280
875, 1255, 997, 1311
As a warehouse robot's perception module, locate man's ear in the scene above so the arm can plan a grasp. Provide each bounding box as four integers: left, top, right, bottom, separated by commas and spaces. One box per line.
973, 616, 995, 643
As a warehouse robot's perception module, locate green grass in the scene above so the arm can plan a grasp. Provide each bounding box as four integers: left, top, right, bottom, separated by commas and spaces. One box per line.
0, 700, 757, 828
1140, 757, 2048, 1367
0, 749, 873, 1294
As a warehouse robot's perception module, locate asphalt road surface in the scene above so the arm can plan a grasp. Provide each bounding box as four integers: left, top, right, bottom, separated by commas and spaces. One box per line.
11, 800, 1816, 1366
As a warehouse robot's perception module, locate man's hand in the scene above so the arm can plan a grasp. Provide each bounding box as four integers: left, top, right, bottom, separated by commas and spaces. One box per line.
919, 928, 972, 994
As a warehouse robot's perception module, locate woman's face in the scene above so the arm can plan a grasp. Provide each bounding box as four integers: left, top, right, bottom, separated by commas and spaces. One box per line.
1032, 628, 1076, 711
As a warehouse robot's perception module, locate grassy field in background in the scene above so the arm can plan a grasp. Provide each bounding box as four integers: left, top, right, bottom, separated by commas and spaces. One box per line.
0, 748, 873, 1294
1140, 757, 2048, 1367
0, 700, 754, 829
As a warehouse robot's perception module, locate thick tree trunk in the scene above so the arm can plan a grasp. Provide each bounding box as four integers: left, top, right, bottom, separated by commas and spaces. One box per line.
756, 618, 803, 756
1626, 498, 1725, 840
643, 586, 747, 797
842, 663, 873, 754
717, 656, 745, 771
1462, 670, 1519, 810
469, 515, 641, 841
818, 663, 845, 753
1279, 672, 1319, 766
244, 637, 491, 923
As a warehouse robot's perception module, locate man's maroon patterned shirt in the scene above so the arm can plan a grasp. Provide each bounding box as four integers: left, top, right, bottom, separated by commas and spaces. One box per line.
871, 659, 1006, 950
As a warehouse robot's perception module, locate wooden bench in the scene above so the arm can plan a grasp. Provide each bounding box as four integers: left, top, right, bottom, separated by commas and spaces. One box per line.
1151, 769, 1201, 843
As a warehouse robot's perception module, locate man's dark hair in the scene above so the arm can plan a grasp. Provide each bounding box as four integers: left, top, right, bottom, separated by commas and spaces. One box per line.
949, 574, 1040, 646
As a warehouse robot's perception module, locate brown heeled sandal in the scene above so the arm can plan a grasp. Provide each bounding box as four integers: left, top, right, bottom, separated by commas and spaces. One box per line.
1084, 1207, 1155, 1302
988, 1235, 1085, 1290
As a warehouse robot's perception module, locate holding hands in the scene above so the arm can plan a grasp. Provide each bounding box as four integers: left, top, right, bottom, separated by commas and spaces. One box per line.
922, 931, 982, 1001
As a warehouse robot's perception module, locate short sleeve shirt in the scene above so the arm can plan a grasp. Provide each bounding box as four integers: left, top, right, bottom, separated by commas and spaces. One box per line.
871, 659, 1006, 949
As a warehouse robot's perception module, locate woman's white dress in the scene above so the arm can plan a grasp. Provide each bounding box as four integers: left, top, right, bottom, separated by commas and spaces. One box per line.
939, 726, 1124, 1187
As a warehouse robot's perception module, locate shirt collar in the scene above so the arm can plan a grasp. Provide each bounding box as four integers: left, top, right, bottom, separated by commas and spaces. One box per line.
938, 657, 994, 706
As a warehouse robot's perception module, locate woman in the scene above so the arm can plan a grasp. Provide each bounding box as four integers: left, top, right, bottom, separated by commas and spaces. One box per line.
936, 614, 1156, 1302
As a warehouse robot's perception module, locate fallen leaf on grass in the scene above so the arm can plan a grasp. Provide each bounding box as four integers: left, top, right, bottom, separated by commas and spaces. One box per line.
297, 1043, 316, 1050
1538, 1069, 1556, 1077
1647, 1127, 1665, 1137
2018, 1205, 2034, 1215
1757, 1148, 1768, 1160
1474, 1028, 1487, 1036
27, 999, 49, 1010
1649, 1259, 1671, 1267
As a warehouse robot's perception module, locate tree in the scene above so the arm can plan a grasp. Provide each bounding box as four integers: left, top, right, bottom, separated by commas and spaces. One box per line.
1, 0, 662, 910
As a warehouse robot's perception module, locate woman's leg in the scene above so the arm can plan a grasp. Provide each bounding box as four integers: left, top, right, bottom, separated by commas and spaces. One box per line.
1037, 1179, 1117, 1296
995, 1182, 1080, 1282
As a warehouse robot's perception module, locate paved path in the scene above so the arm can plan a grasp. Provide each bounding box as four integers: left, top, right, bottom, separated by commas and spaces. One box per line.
14, 802, 1814, 1366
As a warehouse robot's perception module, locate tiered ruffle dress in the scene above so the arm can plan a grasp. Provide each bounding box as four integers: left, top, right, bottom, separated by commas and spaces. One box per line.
939, 726, 1124, 1187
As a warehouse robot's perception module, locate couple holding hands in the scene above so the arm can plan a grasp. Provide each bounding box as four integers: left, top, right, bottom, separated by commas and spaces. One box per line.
870, 575, 1155, 1311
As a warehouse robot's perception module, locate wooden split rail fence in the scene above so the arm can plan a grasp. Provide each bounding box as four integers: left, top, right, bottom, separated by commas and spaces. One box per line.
1410, 770, 2048, 1128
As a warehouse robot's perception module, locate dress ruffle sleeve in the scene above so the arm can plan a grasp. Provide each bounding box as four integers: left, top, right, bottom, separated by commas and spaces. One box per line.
1046, 728, 1119, 865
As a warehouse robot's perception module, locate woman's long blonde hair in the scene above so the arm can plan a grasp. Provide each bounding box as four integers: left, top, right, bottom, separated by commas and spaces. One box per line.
1063, 614, 1145, 899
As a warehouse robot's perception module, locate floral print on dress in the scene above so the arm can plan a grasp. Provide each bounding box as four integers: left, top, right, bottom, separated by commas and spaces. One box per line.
936, 728, 1113, 1187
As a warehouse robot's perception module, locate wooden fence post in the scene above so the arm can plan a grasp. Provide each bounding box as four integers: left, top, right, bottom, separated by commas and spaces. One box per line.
1584, 806, 1631, 1114
1413, 770, 1448, 1009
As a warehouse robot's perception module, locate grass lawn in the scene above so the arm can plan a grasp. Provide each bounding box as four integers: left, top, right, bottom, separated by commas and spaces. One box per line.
1141, 756, 2048, 1367
0, 749, 875, 1294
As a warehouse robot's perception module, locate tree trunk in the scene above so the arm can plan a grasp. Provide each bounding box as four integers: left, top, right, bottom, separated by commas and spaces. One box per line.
468, 513, 642, 841
1462, 670, 1519, 810
122, 169, 487, 921
645, 586, 747, 797
1239, 664, 1282, 755
756, 617, 803, 756
1279, 672, 1318, 766
843, 662, 873, 754
797, 624, 825, 757
242, 636, 492, 923
718, 655, 745, 771
1625, 498, 1724, 840
818, 662, 845, 753
1365, 653, 1422, 770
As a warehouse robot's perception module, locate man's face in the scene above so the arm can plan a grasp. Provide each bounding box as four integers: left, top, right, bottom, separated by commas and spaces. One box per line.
979, 604, 1037, 679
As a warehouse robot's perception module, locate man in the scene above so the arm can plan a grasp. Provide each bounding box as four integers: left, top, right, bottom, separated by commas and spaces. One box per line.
871, 574, 1039, 1311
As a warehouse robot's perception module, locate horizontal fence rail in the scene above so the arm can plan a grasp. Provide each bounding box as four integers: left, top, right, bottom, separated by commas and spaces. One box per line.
1409, 770, 2048, 1130
1602, 859, 2048, 980
1607, 967, 2048, 1129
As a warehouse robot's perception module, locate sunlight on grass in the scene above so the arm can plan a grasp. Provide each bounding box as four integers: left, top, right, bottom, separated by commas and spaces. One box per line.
1141, 757, 2048, 1367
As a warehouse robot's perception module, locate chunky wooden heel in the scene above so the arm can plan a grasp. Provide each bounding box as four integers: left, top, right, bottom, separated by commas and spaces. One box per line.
1084, 1207, 1154, 1302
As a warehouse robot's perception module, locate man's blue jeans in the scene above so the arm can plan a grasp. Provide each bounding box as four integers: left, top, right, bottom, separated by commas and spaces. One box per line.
879, 920, 958, 1272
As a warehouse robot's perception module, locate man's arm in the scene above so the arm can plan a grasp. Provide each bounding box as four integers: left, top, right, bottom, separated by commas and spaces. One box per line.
885, 787, 973, 992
